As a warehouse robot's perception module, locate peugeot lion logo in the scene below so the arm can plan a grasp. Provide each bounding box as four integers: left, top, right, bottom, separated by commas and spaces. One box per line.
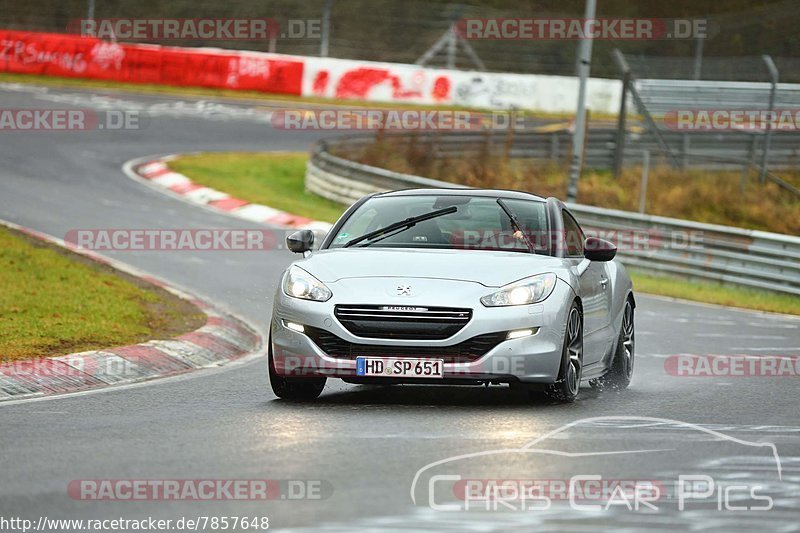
396, 284, 412, 296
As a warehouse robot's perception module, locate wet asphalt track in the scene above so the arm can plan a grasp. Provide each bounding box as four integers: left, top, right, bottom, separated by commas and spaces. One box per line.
0, 83, 798, 531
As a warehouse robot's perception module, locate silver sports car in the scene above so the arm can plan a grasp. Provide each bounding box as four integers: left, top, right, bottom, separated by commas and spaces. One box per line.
269, 189, 635, 403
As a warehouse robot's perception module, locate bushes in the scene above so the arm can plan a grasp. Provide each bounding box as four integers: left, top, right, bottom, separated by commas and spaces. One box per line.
345, 139, 800, 235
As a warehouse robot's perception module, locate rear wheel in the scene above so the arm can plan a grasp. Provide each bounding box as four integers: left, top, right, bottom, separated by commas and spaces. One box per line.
539, 303, 583, 403
591, 299, 634, 391
268, 334, 326, 401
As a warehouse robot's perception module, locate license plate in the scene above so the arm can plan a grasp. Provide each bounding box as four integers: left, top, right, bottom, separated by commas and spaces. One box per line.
356, 357, 444, 378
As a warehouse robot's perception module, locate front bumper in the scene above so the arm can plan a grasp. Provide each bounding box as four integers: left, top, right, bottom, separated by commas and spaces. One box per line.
270, 277, 574, 384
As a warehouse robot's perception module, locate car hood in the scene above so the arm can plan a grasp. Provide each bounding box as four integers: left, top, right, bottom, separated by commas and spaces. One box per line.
295, 248, 567, 288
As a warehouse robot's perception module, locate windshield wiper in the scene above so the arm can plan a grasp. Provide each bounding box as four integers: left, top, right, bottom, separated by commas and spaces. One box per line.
343, 206, 457, 248
496, 198, 536, 254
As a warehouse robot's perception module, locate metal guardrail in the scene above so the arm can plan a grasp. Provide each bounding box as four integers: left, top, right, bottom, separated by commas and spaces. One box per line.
317, 130, 800, 197
320, 129, 800, 171
307, 137, 800, 296
635, 79, 800, 117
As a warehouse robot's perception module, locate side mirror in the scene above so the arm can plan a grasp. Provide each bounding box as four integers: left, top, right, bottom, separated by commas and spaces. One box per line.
286, 230, 315, 253
584, 237, 616, 262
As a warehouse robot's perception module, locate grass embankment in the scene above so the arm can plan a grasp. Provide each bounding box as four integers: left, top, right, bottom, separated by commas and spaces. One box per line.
0, 226, 205, 362
168, 152, 800, 316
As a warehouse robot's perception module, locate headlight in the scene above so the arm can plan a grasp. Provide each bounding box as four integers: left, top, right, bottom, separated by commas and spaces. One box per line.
282, 265, 332, 302
480, 273, 556, 307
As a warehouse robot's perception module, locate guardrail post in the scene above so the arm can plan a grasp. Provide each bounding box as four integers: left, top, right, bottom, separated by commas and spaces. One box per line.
550, 132, 559, 161
375, 110, 386, 145
478, 129, 492, 181
759, 55, 779, 184
639, 150, 650, 214
681, 135, 689, 171
741, 134, 758, 193
504, 109, 516, 160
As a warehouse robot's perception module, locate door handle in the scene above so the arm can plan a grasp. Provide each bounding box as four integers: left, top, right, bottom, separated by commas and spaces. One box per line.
600, 277, 609, 289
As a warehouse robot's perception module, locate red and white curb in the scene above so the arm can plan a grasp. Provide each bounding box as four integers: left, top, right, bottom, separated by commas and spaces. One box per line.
0, 219, 264, 402
125, 154, 333, 232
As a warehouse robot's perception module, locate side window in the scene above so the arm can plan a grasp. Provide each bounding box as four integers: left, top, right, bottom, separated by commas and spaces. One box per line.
562, 211, 585, 257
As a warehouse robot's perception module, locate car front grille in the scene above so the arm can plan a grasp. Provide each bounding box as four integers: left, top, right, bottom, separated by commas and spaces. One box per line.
334, 304, 472, 340
304, 326, 506, 364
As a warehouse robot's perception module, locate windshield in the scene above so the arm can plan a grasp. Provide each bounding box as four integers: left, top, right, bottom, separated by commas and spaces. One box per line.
328, 194, 549, 253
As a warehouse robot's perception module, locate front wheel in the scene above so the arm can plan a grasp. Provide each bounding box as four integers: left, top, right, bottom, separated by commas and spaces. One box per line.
591, 299, 634, 391
268, 334, 326, 401
539, 303, 583, 403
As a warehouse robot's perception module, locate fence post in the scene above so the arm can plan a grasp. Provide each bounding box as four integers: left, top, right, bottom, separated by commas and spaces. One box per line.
682, 32, 705, 171
320, 0, 333, 57
639, 150, 650, 214
692, 32, 704, 80
566, 0, 597, 203
759, 55, 779, 184
613, 67, 630, 179
447, 23, 457, 69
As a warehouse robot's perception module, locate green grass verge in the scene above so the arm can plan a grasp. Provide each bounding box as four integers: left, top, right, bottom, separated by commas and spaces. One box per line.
629, 269, 800, 316
169, 152, 345, 223
169, 151, 800, 316
0, 226, 205, 362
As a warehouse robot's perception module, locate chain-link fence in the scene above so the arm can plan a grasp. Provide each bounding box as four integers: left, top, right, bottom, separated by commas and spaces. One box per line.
609, 49, 800, 195
3, 0, 800, 79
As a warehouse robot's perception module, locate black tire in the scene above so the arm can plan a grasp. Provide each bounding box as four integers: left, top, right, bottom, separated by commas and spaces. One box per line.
268, 334, 326, 401
591, 298, 634, 391
539, 302, 583, 403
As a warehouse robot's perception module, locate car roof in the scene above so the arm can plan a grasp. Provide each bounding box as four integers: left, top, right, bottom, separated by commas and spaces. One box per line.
374, 188, 548, 202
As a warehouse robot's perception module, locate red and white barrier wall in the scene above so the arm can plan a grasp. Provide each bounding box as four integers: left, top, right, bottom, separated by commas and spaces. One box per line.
301, 56, 622, 113
0, 30, 621, 113
0, 30, 304, 94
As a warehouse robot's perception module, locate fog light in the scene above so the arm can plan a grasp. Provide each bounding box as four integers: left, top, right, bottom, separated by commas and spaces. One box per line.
284, 321, 305, 333
507, 328, 538, 340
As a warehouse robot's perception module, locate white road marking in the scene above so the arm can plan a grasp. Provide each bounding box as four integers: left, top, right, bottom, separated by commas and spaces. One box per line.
729, 346, 800, 352
746, 322, 798, 329
694, 333, 788, 339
